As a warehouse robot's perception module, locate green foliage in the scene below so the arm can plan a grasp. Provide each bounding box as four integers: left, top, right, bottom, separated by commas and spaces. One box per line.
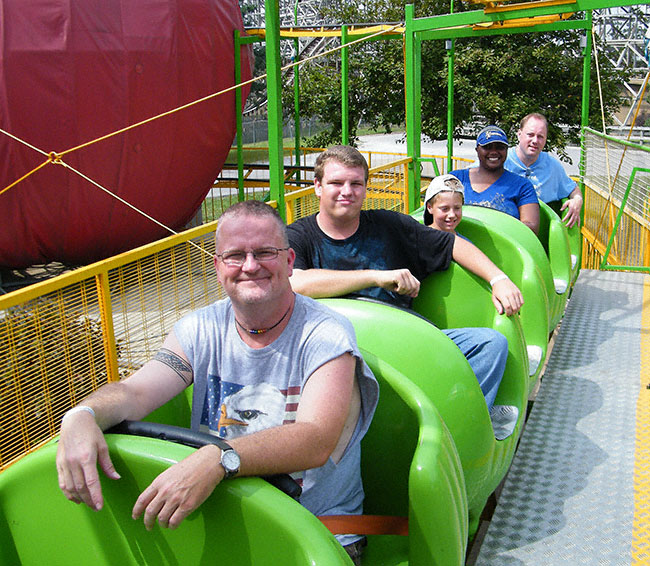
448, 31, 628, 160
287, 1, 628, 159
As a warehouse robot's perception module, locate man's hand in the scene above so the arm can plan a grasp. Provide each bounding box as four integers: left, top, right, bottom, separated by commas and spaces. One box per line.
132, 444, 223, 531
56, 412, 121, 511
375, 269, 421, 298
491, 278, 524, 316
560, 196, 582, 228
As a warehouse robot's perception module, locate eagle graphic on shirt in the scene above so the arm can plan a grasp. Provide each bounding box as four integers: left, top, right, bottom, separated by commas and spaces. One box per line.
202, 380, 301, 440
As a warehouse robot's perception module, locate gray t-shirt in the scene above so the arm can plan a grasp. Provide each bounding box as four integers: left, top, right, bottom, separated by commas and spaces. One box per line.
173, 294, 378, 536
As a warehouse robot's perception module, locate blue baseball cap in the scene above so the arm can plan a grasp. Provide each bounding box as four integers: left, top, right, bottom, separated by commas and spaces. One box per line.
476, 125, 509, 147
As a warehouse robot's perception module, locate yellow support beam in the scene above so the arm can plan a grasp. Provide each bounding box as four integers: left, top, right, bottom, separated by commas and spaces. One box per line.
473, 11, 574, 29
468, 0, 577, 13
244, 24, 404, 40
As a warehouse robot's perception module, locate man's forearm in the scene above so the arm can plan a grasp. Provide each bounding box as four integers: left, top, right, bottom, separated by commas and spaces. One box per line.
290, 268, 378, 298
229, 420, 334, 477
451, 236, 502, 282
568, 184, 582, 201
67, 381, 146, 431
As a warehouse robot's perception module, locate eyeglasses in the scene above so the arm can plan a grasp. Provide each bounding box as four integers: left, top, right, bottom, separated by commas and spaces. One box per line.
216, 247, 289, 266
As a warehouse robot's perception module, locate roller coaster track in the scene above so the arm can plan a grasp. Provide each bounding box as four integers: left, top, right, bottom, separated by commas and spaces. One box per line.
593, 5, 650, 128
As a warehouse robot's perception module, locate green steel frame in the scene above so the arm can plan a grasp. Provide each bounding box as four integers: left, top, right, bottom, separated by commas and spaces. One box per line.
236, 0, 643, 219
403, 4, 597, 213
600, 165, 650, 273
582, 127, 650, 272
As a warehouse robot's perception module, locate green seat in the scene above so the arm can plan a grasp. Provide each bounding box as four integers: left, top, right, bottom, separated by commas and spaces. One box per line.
151, 354, 470, 565
0, 353, 468, 566
458, 205, 569, 330
359, 350, 468, 566
567, 220, 581, 285
319, 296, 527, 540
0, 436, 350, 566
411, 204, 552, 386
538, 201, 573, 298
546, 197, 582, 285
452, 215, 551, 389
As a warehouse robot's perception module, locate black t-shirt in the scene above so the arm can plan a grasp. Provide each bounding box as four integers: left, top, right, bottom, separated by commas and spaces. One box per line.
287, 209, 455, 308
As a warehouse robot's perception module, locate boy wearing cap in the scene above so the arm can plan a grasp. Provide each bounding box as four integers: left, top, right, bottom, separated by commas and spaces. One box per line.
451, 125, 540, 234
424, 174, 465, 234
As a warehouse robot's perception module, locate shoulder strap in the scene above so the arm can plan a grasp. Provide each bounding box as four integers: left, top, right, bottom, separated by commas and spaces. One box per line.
318, 515, 408, 536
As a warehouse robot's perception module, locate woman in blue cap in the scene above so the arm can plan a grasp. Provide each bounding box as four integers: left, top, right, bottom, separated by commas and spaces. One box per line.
450, 125, 540, 234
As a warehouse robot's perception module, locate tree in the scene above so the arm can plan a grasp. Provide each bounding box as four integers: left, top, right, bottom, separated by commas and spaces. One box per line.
288, 0, 629, 159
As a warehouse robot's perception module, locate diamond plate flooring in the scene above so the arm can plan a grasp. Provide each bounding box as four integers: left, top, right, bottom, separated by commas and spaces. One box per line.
476, 269, 649, 565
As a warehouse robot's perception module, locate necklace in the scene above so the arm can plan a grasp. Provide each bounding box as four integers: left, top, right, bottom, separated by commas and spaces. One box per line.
235, 303, 292, 335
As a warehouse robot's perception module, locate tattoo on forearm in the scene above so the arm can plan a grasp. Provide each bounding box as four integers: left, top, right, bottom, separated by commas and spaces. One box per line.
153, 348, 193, 384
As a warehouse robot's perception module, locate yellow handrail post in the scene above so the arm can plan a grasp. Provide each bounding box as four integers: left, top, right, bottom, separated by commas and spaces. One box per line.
95, 272, 120, 382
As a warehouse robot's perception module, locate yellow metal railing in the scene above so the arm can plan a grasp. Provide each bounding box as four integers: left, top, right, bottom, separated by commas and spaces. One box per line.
580, 129, 650, 271
0, 222, 223, 471
0, 152, 416, 472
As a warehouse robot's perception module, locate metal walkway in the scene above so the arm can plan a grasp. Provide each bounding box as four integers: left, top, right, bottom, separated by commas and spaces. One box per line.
477, 269, 650, 565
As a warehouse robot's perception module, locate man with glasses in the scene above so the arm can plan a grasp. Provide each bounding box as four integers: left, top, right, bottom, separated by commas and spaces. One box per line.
57, 200, 378, 563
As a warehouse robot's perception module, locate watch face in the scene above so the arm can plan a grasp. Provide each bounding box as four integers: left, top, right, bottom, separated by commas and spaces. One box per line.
222, 449, 240, 472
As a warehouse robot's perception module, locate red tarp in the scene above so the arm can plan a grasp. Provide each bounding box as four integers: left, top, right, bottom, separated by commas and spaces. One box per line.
0, 0, 252, 268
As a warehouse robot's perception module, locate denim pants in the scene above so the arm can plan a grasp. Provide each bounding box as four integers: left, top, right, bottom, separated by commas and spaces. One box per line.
443, 327, 508, 410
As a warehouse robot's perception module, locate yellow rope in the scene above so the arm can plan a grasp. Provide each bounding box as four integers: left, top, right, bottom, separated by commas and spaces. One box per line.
586, 34, 649, 262
58, 160, 212, 258
0, 128, 53, 196
0, 158, 52, 197
627, 71, 650, 142
58, 23, 401, 158
0, 22, 401, 254
0, 127, 49, 157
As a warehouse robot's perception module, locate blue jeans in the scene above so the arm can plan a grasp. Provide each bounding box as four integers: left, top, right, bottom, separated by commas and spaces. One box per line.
443, 327, 508, 411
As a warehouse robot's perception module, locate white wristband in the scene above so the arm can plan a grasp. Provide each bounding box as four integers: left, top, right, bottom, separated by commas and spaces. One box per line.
62, 405, 96, 424
489, 274, 509, 287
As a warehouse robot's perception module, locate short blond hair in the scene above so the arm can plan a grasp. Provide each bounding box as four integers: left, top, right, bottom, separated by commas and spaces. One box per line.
519, 112, 548, 131
215, 200, 288, 249
314, 145, 369, 183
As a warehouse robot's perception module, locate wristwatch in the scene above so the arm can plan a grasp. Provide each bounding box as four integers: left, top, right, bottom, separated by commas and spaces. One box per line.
219, 443, 241, 479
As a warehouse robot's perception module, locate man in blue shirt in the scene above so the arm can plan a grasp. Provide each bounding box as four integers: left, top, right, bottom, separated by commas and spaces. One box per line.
505, 113, 583, 227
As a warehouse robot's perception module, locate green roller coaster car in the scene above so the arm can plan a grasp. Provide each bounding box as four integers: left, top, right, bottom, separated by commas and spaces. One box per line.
2, 201, 573, 565
0, 347, 468, 566
321, 273, 528, 540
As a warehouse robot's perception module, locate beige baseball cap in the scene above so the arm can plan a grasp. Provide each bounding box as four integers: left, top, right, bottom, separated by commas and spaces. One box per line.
423, 174, 465, 225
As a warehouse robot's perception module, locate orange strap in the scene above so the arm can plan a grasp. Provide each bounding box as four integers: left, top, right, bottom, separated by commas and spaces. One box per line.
318, 515, 408, 536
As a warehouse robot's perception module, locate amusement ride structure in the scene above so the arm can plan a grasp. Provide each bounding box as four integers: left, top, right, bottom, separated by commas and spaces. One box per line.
0, 1, 649, 565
